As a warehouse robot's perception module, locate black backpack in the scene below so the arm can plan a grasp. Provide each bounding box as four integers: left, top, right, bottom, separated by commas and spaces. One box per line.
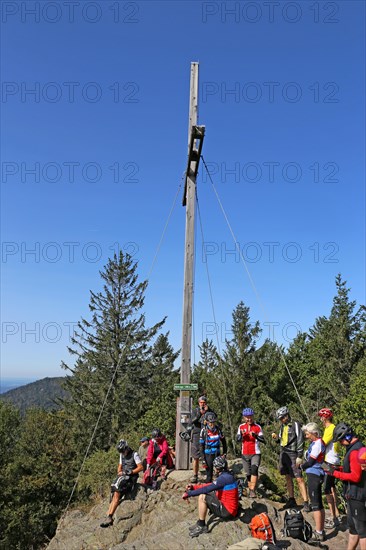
283, 509, 312, 542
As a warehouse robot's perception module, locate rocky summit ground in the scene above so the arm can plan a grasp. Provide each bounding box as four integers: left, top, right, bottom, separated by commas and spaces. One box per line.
48, 466, 351, 550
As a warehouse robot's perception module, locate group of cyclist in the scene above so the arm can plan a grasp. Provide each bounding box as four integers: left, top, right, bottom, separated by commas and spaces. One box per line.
100, 396, 366, 549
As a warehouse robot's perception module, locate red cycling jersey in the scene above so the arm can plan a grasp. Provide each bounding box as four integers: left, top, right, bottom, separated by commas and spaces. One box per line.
237, 423, 263, 455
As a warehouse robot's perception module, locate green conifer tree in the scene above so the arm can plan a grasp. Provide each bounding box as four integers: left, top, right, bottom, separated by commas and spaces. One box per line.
62, 252, 165, 453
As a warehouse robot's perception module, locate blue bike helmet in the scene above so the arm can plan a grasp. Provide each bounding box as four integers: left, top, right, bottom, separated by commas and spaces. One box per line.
242, 407, 254, 416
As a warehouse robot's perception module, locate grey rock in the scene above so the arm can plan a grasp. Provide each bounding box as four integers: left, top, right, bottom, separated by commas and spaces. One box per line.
48, 465, 349, 550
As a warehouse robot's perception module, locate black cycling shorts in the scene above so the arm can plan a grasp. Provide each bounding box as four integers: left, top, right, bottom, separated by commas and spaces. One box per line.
307, 473, 324, 511
323, 472, 336, 495
347, 499, 366, 538
205, 493, 233, 519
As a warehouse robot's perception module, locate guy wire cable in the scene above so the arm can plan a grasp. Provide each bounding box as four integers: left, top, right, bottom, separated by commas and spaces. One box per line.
201, 155, 309, 422
196, 192, 236, 452
59, 171, 187, 524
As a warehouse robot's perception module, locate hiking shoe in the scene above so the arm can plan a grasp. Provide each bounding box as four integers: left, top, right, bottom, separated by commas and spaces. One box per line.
100, 516, 114, 528
303, 501, 312, 513
189, 524, 208, 538
189, 521, 200, 532
190, 475, 198, 483
309, 530, 326, 543
324, 517, 340, 529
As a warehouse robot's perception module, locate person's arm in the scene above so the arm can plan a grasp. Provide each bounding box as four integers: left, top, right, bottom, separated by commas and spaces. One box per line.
188, 474, 227, 497
158, 438, 168, 459
333, 451, 362, 482
199, 427, 206, 456
301, 456, 317, 471
252, 425, 265, 444
146, 441, 154, 465
302, 439, 322, 469
221, 433, 227, 455
295, 422, 304, 456
322, 426, 333, 446
132, 462, 144, 474
236, 425, 242, 442
272, 425, 281, 444
190, 407, 202, 426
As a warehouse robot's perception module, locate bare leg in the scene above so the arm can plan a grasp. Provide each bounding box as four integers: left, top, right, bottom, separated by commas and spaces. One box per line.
331, 486, 340, 517
296, 477, 308, 502
249, 475, 258, 491
286, 475, 294, 498
193, 458, 199, 477
313, 509, 325, 532
198, 494, 208, 522
107, 492, 120, 517
326, 493, 338, 518
347, 533, 360, 550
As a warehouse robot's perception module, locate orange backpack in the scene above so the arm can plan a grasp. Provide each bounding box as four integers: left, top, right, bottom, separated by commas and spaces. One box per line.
249, 513, 276, 544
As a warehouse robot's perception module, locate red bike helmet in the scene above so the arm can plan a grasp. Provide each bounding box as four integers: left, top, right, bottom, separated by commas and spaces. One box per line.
318, 408, 333, 419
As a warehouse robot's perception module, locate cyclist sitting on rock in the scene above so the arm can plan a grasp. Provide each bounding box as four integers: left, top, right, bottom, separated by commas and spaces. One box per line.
100, 439, 143, 528
146, 428, 173, 481
182, 455, 239, 538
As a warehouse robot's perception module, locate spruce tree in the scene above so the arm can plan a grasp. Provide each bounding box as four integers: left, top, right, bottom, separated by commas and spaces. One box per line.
62, 252, 165, 453
285, 274, 366, 414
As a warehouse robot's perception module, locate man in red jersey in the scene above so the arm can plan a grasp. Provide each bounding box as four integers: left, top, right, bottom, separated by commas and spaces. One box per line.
325, 423, 366, 550
236, 407, 265, 498
182, 456, 239, 538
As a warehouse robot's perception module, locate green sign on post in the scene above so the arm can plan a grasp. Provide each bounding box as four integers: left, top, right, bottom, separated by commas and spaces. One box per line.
174, 383, 198, 391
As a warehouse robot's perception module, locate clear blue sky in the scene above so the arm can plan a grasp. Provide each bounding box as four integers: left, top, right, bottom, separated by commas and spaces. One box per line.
1, 1, 365, 379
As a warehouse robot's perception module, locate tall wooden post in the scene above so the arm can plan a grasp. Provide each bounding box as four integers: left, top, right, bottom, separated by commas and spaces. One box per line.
175, 62, 204, 469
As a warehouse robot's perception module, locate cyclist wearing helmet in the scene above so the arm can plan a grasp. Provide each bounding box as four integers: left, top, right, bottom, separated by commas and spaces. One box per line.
236, 407, 265, 498
326, 423, 366, 550
200, 412, 227, 482
146, 428, 173, 480
182, 455, 239, 538
272, 406, 309, 511
100, 439, 143, 528
188, 396, 216, 483
318, 408, 341, 528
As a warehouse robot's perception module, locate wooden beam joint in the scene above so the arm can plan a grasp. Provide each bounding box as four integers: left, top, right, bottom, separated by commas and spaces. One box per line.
182, 125, 206, 206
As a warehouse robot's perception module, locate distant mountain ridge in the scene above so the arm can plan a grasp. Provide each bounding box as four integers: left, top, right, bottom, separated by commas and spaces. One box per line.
0, 377, 69, 413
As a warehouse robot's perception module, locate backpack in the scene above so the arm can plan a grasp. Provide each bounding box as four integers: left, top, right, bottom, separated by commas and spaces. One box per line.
283, 509, 312, 542
250, 513, 276, 544
143, 462, 161, 488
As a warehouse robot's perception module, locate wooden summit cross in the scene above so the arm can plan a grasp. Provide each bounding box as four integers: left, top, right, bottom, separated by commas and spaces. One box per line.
175, 62, 205, 470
